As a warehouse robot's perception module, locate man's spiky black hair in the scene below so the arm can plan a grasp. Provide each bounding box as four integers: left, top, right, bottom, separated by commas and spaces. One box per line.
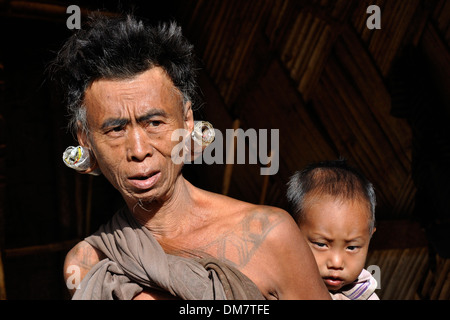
49, 13, 199, 134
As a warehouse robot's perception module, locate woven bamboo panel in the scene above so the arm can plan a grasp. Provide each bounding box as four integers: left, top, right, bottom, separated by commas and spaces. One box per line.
367, 248, 450, 300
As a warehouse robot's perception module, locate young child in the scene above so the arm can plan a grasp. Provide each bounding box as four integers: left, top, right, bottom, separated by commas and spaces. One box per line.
287, 159, 379, 300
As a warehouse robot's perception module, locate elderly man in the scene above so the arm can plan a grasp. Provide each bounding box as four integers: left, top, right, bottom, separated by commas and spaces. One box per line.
51, 14, 329, 300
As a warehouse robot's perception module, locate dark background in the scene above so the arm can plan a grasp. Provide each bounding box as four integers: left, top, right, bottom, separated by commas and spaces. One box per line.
0, 0, 449, 299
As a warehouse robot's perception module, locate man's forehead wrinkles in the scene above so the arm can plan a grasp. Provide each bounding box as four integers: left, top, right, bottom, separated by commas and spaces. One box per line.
99, 108, 169, 129
101, 117, 129, 129
137, 109, 168, 122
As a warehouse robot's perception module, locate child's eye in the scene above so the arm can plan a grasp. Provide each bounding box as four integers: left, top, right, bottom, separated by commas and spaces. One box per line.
347, 246, 360, 252
313, 242, 327, 249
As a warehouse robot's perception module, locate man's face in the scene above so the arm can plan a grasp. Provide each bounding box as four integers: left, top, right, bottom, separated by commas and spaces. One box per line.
80, 67, 193, 207
298, 194, 373, 292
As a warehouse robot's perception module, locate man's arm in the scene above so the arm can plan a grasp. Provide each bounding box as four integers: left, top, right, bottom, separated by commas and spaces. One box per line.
64, 240, 177, 299
63, 240, 104, 297
260, 209, 330, 299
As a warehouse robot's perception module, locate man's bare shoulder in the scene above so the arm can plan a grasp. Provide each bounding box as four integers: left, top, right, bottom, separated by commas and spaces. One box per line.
234, 203, 303, 256
196, 194, 330, 299
197, 186, 288, 216
63, 240, 105, 296
213, 191, 294, 227
195, 190, 297, 266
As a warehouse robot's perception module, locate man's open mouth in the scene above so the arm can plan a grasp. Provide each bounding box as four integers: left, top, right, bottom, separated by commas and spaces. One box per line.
128, 171, 161, 190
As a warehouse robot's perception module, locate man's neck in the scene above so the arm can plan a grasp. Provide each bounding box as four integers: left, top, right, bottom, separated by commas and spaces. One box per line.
127, 177, 195, 239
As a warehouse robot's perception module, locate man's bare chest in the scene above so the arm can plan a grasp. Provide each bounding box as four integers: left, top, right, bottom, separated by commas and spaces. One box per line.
160, 210, 282, 270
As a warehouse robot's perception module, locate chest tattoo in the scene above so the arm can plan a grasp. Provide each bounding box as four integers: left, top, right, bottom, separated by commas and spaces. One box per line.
195, 210, 283, 268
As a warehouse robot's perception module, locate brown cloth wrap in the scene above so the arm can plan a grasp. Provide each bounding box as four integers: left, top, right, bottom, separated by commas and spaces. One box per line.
72, 207, 264, 300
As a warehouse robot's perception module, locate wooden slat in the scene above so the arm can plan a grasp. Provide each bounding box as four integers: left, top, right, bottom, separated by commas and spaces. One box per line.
432, 0, 450, 46
338, 28, 412, 170
355, 0, 422, 76
5, 239, 79, 258
221, 119, 241, 196
314, 61, 395, 210
430, 257, 450, 300
0, 254, 5, 300
237, 60, 337, 177
366, 247, 429, 299
0, 109, 7, 300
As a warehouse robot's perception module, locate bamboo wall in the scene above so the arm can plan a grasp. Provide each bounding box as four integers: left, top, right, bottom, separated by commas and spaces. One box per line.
366, 248, 450, 300
175, 0, 450, 300
175, 0, 445, 218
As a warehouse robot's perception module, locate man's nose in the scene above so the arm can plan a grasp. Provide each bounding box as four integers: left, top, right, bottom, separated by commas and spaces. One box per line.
127, 127, 153, 161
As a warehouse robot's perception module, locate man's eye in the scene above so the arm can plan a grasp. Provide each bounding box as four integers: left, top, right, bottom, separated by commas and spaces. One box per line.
105, 126, 125, 136
148, 120, 161, 127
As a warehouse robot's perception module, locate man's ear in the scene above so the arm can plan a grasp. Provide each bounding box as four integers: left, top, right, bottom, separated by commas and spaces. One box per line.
368, 226, 376, 240
183, 101, 194, 133
75, 125, 99, 175
76, 126, 90, 149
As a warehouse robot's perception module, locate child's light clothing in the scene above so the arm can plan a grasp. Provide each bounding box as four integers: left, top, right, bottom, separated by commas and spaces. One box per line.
330, 269, 379, 300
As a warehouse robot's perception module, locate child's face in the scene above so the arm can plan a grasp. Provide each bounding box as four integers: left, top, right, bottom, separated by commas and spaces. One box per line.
299, 194, 374, 292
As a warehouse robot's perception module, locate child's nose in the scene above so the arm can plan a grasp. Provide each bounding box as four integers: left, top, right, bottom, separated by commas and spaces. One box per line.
327, 251, 344, 270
